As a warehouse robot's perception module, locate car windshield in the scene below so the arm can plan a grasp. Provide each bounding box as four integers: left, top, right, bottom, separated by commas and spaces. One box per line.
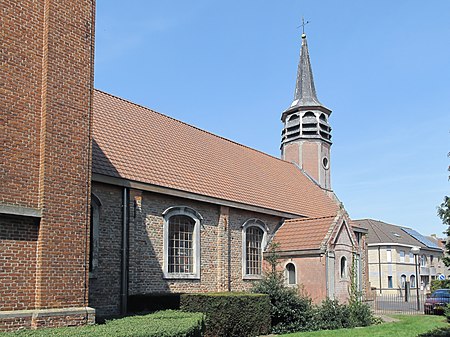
431, 291, 450, 298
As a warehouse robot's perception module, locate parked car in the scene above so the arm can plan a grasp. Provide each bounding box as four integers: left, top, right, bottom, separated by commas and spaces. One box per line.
424, 289, 450, 314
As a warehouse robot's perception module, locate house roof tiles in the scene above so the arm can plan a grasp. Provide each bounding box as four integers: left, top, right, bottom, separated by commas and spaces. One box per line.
354, 219, 442, 252
273, 215, 338, 251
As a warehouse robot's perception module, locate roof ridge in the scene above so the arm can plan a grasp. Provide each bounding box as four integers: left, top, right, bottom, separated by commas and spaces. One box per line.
94, 89, 295, 166
285, 214, 336, 223
356, 218, 412, 230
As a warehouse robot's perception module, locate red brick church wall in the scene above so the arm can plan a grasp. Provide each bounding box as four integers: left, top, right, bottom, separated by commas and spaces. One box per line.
1, 0, 95, 330
89, 182, 282, 317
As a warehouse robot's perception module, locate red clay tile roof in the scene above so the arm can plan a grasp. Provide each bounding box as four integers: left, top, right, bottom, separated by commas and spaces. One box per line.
92, 90, 339, 218
273, 215, 337, 251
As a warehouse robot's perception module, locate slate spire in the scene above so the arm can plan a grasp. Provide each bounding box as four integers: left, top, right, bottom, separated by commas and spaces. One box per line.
291, 33, 323, 108
280, 30, 333, 191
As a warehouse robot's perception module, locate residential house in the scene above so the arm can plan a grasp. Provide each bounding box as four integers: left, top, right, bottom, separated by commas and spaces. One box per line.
355, 219, 444, 295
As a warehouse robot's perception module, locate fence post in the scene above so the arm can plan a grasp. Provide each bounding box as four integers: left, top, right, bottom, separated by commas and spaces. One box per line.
405, 281, 410, 302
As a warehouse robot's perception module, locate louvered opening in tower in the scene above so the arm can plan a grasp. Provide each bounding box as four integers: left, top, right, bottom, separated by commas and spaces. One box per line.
318, 113, 332, 141
302, 111, 317, 136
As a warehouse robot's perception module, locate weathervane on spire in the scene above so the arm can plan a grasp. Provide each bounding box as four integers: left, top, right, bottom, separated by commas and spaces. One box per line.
297, 17, 310, 37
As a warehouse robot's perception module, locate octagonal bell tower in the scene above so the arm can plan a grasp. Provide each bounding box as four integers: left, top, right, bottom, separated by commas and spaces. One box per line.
281, 33, 332, 191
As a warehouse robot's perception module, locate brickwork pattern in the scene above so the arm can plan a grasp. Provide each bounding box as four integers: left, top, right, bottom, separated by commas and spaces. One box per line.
0, 216, 38, 311
0, 317, 32, 332
89, 182, 281, 316
302, 141, 319, 182
333, 226, 353, 303
281, 257, 327, 303
33, 0, 95, 310
31, 312, 95, 329
89, 183, 123, 317
283, 142, 300, 166
2, 0, 44, 208
1, 0, 95, 330
0, 311, 94, 332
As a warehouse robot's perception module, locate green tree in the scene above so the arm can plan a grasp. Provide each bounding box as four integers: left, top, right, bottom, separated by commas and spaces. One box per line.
439, 196, 450, 266
438, 151, 450, 266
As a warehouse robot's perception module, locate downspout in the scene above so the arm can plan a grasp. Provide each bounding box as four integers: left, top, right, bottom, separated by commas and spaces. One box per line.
325, 251, 329, 297
378, 246, 382, 294
120, 187, 130, 315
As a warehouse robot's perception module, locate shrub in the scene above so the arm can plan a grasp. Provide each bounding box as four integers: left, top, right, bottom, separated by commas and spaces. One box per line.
371, 315, 384, 325
431, 279, 450, 292
348, 299, 373, 327
314, 298, 351, 330
313, 298, 372, 330
417, 327, 450, 337
252, 243, 314, 334
252, 272, 314, 334
445, 303, 450, 323
0, 310, 204, 337
180, 292, 270, 337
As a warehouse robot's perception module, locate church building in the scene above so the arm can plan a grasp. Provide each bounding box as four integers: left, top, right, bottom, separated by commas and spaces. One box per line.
1, 1, 367, 330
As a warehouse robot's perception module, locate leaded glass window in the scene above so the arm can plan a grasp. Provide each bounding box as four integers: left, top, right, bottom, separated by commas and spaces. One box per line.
245, 226, 263, 275
168, 215, 194, 274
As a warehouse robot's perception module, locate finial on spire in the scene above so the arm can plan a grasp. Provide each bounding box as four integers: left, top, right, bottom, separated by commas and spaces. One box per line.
298, 17, 310, 38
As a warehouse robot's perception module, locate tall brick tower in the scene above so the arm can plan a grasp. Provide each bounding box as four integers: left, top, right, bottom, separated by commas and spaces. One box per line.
281, 32, 332, 191
1, 0, 96, 330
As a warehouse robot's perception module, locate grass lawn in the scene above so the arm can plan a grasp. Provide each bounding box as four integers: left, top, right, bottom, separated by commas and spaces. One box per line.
279, 315, 449, 337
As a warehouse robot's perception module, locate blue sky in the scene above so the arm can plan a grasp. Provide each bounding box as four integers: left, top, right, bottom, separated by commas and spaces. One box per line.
94, 1, 450, 236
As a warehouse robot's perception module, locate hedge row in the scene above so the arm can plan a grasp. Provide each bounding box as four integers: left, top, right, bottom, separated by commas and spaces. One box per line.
180, 292, 271, 337
0, 310, 204, 337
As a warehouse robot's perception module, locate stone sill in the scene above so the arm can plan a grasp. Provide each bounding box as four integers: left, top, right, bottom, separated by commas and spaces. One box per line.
0, 205, 42, 218
242, 275, 263, 281
0, 307, 95, 319
164, 273, 200, 280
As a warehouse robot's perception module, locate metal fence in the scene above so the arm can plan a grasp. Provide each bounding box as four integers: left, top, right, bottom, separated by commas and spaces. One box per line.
369, 292, 427, 315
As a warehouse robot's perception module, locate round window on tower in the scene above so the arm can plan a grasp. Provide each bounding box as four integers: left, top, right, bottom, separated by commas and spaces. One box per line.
322, 157, 329, 169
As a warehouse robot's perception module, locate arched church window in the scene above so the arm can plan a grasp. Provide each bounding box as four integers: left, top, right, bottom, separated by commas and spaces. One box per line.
340, 256, 347, 279
285, 263, 296, 285
168, 215, 195, 274
162, 206, 202, 279
242, 219, 267, 278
